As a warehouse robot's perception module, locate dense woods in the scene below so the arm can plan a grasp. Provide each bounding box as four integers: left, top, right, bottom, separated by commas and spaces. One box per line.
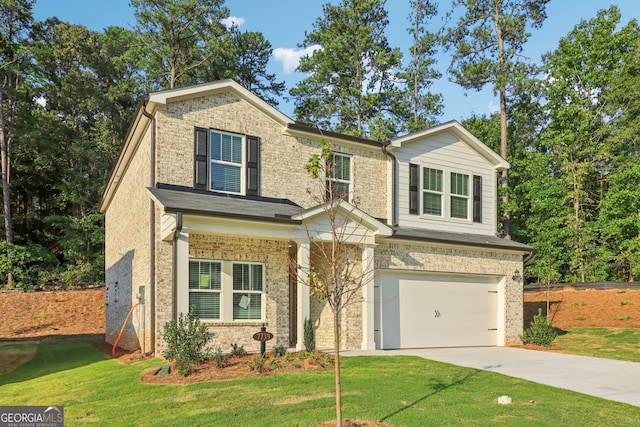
1, 0, 638, 288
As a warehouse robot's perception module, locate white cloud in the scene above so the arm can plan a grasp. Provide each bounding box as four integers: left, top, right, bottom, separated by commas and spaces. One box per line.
221, 16, 245, 29
487, 101, 500, 113
273, 45, 322, 74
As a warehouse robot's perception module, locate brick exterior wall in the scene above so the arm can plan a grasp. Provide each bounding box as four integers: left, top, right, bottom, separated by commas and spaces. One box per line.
375, 241, 524, 345
161, 233, 292, 354
153, 92, 388, 220
104, 127, 152, 351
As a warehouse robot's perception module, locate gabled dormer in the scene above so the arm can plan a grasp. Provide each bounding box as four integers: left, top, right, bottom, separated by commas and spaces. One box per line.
388, 121, 509, 236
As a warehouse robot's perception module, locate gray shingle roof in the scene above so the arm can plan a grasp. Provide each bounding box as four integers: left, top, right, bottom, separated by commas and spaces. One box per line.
390, 226, 534, 252
148, 186, 303, 224
148, 186, 533, 252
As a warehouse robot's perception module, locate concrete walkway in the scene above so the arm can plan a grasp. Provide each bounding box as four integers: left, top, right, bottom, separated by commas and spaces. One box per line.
342, 347, 640, 407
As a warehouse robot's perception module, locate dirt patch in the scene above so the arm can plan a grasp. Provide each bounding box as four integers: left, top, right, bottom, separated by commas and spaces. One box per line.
0, 288, 105, 339
524, 288, 640, 329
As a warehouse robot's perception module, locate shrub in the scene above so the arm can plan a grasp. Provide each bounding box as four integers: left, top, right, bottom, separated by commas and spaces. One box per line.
521, 308, 557, 346
163, 308, 213, 376
247, 354, 267, 372
0, 242, 58, 290
230, 343, 246, 357
212, 347, 228, 368
272, 344, 287, 357
303, 317, 315, 351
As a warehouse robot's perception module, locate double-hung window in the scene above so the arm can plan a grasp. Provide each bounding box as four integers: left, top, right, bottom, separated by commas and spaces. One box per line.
189, 260, 222, 319
326, 153, 352, 202
188, 259, 265, 321
210, 131, 243, 193
410, 164, 479, 222
450, 172, 470, 219
232, 263, 263, 320
193, 127, 260, 196
422, 168, 443, 216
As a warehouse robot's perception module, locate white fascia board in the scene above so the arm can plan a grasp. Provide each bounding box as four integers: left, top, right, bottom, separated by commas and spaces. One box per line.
390, 120, 510, 172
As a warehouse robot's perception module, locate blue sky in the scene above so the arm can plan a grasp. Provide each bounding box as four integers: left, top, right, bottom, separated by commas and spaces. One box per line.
32, 0, 640, 121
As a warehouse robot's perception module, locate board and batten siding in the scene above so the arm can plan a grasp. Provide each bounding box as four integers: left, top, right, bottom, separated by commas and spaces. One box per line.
394, 132, 498, 235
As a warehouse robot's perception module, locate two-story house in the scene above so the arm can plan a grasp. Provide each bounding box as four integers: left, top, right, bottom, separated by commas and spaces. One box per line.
98, 79, 532, 355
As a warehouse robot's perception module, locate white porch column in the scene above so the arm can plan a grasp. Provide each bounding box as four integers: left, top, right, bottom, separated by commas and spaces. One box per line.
296, 240, 311, 351
361, 243, 376, 350
175, 231, 190, 316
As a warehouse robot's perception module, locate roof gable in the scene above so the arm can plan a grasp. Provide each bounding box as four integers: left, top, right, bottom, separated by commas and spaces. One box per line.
390, 120, 509, 171
292, 200, 393, 242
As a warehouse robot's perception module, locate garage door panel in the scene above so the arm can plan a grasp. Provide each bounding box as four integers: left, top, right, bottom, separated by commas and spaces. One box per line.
376, 273, 499, 349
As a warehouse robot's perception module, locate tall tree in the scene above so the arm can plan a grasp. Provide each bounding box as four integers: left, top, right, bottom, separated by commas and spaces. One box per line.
0, 0, 34, 247
442, 0, 550, 239
228, 30, 286, 106
290, 0, 403, 139
537, 7, 639, 282
132, 0, 230, 90
400, 0, 442, 131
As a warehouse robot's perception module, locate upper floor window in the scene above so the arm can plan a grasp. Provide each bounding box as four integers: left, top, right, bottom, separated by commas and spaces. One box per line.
326, 153, 352, 202
450, 172, 469, 219
422, 168, 443, 216
211, 131, 243, 193
410, 163, 480, 222
194, 127, 260, 196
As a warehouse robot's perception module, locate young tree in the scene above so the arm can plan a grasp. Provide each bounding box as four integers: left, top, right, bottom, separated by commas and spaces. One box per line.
295, 138, 377, 426
442, 0, 550, 239
290, 0, 403, 139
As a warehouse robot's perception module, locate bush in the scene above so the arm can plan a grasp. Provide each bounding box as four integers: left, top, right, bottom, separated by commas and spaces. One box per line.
0, 242, 58, 290
303, 317, 315, 351
272, 344, 287, 357
212, 347, 228, 368
163, 308, 213, 376
230, 343, 246, 357
521, 308, 557, 346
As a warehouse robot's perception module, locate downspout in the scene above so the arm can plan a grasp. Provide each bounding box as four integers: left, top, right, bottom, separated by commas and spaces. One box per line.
172, 212, 183, 322
141, 97, 156, 354
382, 141, 398, 226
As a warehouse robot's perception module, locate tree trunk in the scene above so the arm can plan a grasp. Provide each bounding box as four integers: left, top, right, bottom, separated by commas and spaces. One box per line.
0, 86, 14, 288
333, 305, 342, 426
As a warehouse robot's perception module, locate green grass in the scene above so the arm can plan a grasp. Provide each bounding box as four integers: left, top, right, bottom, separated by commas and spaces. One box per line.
1, 341, 640, 426
553, 328, 640, 362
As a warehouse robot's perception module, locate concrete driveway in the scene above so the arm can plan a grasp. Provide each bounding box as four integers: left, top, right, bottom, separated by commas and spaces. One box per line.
343, 347, 640, 407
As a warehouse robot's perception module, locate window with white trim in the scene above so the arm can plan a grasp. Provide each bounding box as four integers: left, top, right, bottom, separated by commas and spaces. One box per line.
188, 259, 265, 321
232, 264, 263, 320
422, 167, 443, 216
210, 130, 243, 193
326, 153, 352, 202
450, 172, 470, 219
189, 260, 222, 319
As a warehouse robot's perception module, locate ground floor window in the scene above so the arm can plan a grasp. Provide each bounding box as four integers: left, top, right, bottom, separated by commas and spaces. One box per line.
189, 259, 265, 321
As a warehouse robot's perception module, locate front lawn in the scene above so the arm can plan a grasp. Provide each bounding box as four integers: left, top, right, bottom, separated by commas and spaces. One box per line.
1, 341, 639, 426
552, 327, 640, 362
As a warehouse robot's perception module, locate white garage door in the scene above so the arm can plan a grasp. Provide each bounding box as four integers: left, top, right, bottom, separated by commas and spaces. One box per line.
375, 272, 500, 349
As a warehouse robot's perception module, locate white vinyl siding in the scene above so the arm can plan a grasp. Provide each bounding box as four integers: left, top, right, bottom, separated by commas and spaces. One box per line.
395, 132, 497, 235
